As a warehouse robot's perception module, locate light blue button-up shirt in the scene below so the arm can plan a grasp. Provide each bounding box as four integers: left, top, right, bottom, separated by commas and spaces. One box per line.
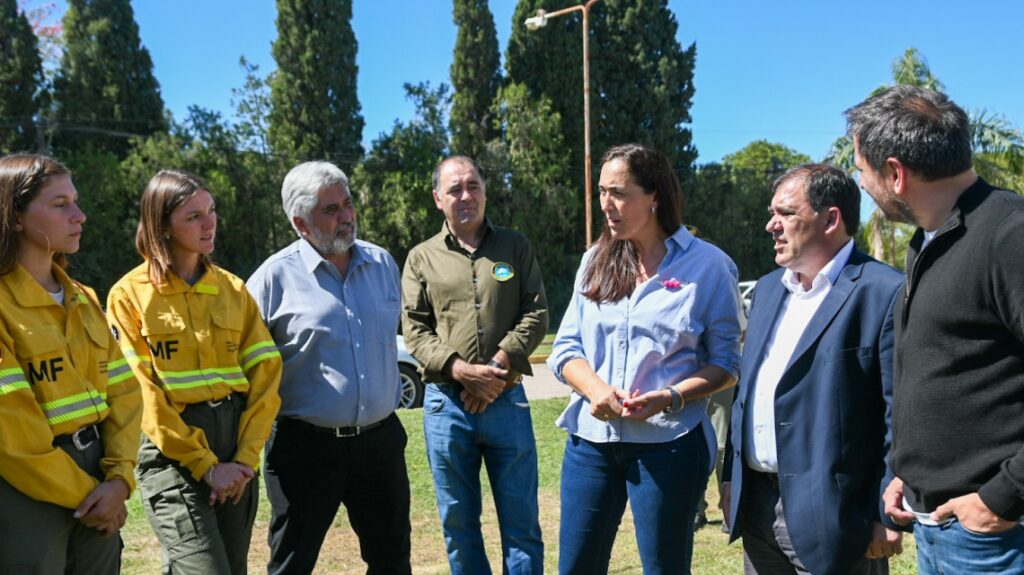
246, 238, 402, 427
548, 226, 742, 463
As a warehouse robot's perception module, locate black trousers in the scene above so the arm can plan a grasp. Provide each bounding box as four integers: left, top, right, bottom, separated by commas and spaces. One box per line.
264, 413, 412, 575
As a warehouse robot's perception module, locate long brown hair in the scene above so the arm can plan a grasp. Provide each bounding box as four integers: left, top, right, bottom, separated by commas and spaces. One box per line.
136, 169, 212, 285
0, 154, 72, 276
582, 144, 683, 302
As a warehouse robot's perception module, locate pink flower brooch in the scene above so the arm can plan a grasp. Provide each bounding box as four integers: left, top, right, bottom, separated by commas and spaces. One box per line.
661, 278, 682, 290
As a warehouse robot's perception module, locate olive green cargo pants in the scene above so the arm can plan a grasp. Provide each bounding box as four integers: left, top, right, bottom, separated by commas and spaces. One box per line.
0, 436, 121, 574
137, 395, 258, 575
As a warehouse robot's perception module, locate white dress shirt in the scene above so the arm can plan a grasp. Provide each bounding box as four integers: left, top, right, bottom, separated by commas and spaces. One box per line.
745, 240, 854, 472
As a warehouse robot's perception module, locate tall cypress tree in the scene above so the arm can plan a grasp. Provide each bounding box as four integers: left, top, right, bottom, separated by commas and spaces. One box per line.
0, 0, 43, 153
594, 0, 697, 179
52, 0, 165, 155
507, 0, 698, 185
449, 0, 501, 159
270, 0, 364, 171
507, 0, 584, 182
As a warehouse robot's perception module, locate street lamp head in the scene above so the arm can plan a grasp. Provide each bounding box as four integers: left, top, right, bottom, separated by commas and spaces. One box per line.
524, 9, 548, 30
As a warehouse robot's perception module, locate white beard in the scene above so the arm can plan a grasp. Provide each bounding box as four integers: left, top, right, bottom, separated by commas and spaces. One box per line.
309, 222, 356, 256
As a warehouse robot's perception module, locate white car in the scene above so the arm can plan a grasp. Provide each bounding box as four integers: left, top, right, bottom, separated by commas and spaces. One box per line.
397, 336, 423, 409
738, 280, 757, 317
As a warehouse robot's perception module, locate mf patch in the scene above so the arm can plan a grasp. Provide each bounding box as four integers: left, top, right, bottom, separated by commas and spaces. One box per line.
491, 262, 515, 282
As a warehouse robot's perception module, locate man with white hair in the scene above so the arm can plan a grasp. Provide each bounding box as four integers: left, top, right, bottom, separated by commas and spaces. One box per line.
247, 161, 411, 575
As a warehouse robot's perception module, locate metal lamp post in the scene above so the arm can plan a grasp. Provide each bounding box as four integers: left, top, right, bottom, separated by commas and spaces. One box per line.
524, 0, 600, 248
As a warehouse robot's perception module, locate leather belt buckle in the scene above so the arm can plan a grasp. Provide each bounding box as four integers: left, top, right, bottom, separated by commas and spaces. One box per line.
72, 425, 99, 451
330, 417, 387, 438
207, 394, 231, 408
334, 426, 359, 438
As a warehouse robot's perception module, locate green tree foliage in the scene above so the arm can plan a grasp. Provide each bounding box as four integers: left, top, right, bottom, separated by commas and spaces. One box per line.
229, 58, 295, 264
591, 0, 697, 174
0, 0, 43, 153
889, 48, 944, 92
62, 143, 133, 292
449, 0, 501, 160
827, 48, 1024, 267
68, 126, 264, 296
354, 83, 450, 269
488, 82, 578, 321
507, 0, 697, 227
507, 0, 583, 170
52, 0, 165, 156
688, 141, 810, 280
972, 109, 1024, 191
269, 0, 363, 171
721, 140, 811, 182
65, 61, 294, 297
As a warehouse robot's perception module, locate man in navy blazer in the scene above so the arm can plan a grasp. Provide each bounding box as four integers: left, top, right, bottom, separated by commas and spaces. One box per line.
722, 164, 905, 574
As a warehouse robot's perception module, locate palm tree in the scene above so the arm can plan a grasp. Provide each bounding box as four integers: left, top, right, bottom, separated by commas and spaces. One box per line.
827, 48, 1024, 267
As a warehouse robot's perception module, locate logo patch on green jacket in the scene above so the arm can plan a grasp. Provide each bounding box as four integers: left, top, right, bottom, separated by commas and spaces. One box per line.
491, 262, 514, 282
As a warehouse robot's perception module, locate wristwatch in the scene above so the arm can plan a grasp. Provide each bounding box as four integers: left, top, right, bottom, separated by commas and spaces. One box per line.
663, 386, 684, 414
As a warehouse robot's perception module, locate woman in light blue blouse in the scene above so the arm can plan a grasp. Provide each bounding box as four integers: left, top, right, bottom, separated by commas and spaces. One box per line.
548, 143, 743, 575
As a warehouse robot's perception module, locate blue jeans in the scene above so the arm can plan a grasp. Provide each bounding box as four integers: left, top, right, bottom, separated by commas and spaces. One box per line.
914, 520, 1024, 574
423, 383, 543, 575
559, 430, 710, 575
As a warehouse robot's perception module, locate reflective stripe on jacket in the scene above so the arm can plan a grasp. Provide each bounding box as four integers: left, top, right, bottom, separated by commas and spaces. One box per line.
107, 262, 282, 480
0, 264, 142, 509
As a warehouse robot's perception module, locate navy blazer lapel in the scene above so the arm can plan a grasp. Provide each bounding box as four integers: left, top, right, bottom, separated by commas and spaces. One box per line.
781, 251, 867, 376
741, 273, 788, 404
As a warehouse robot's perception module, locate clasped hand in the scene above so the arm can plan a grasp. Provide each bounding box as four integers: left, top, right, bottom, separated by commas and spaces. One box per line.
588, 387, 672, 421
588, 387, 629, 421
204, 462, 255, 506
621, 388, 672, 421
74, 478, 130, 536
453, 359, 507, 414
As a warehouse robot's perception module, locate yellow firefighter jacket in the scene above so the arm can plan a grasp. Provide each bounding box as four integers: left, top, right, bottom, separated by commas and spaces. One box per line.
0, 264, 142, 509
107, 262, 281, 481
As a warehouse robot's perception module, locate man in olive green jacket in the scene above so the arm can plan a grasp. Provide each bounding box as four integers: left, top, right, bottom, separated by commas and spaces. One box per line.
401, 155, 548, 575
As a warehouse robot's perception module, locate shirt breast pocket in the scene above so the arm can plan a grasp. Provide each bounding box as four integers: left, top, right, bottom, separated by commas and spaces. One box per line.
141, 317, 187, 366
647, 286, 698, 352
375, 300, 400, 346
13, 325, 67, 388
211, 306, 244, 362
836, 346, 874, 372
82, 315, 110, 351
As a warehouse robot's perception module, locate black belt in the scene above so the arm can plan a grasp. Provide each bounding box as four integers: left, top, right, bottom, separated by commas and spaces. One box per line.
280, 414, 390, 438
205, 393, 234, 408
753, 470, 780, 491
181, 393, 237, 414
54, 424, 99, 451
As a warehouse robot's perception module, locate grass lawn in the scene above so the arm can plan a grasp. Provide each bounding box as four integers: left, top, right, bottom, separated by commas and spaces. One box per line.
121, 398, 919, 573
529, 333, 556, 360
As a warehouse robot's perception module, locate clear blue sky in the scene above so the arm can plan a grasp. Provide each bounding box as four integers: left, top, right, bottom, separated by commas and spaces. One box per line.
43, 1, 1024, 220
